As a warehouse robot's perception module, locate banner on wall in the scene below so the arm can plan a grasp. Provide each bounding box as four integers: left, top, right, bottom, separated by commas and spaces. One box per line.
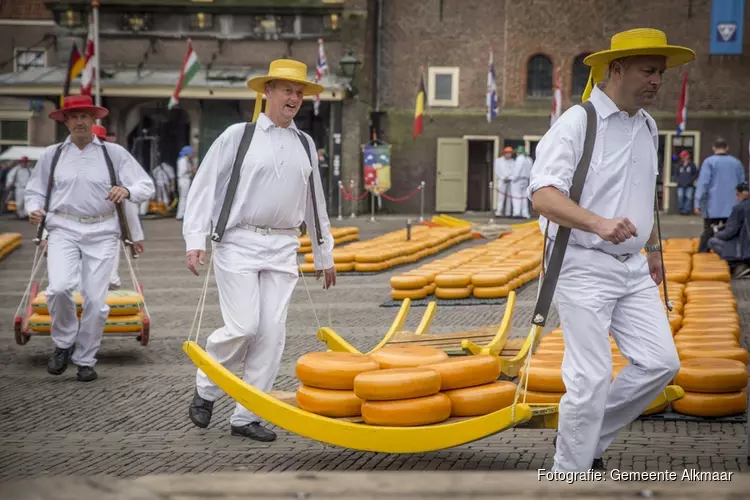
363, 143, 392, 195
709, 0, 745, 55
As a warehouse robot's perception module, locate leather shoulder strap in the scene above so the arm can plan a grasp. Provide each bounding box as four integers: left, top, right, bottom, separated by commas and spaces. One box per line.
531, 100, 597, 327
211, 123, 255, 243
101, 144, 136, 257
296, 130, 324, 246
35, 143, 65, 243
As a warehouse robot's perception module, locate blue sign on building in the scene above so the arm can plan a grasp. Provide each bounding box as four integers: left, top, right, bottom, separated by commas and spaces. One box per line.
710, 0, 745, 55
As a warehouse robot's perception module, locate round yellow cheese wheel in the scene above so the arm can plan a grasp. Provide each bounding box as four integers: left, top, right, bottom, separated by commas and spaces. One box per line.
391, 287, 428, 300
678, 346, 749, 364
434, 273, 472, 288
370, 345, 449, 369
516, 388, 564, 404
677, 325, 740, 340
672, 389, 747, 417
443, 381, 517, 417
472, 285, 510, 298
425, 282, 436, 295
390, 275, 428, 290
421, 355, 500, 390
296, 351, 380, 390
674, 340, 739, 351
517, 363, 565, 393
296, 385, 364, 417
435, 287, 472, 299
529, 354, 563, 365
674, 333, 738, 343
353, 367, 441, 401
674, 358, 748, 393
681, 315, 739, 327
361, 393, 452, 426
471, 272, 512, 287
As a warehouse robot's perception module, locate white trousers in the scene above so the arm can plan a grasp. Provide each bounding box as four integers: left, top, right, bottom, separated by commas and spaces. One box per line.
511, 181, 529, 218
14, 187, 26, 218
496, 179, 513, 217
176, 178, 191, 219
46, 228, 119, 367
196, 227, 299, 426
156, 180, 171, 206
550, 244, 680, 472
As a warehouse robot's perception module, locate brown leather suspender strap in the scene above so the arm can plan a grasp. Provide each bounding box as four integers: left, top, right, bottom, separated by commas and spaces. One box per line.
531, 100, 597, 327
34, 143, 65, 243
295, 130, 324, 246
100, 144, 137, 259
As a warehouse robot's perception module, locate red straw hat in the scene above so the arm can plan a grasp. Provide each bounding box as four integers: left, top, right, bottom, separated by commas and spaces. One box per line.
49, 95, 108, 122
91, 124, 115, 142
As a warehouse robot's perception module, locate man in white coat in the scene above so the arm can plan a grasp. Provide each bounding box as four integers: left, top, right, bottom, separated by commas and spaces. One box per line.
493, 146, 515, 217
5, 156, 33, 218
512, 146, 532, 219
175, 145, 196, 220
527, 29, 694, 472
182, 59, 336, 442
25, 95, 155, 382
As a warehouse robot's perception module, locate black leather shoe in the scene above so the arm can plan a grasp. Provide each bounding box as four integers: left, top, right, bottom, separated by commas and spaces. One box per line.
189, 390, 214, 428
230, 422, 276, 442
47, 346, 75, 375
77, 366, 98, 382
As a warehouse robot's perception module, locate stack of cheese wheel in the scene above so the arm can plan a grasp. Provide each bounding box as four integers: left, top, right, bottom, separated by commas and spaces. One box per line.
423, 355, 516, 417
355, 345, 453, 426
662, 238, 696, 255
303, 225, 472, 275
295, 351, 380, 417
659, 279, 686, 334
298, 226, 359, 255
672, 358, 748, 417
28, 289, 146, 335
0, 232, 22, 261
6, 199, 15, 212
690, 252, 731, 282
389, 225, 543, 301
660, 251, 691, 283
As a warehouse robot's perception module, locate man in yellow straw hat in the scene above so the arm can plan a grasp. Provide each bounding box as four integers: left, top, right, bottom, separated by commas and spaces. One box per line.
182, 59, 335, 442
527, 28, 695, 472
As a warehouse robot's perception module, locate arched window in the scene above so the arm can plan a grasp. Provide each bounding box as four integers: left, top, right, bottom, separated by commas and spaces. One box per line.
526, 54, 553, 98
572, 53, 591, 96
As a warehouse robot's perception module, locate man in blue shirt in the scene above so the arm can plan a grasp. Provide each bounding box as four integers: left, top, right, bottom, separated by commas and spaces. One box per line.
708, 182, 750, 278
694, 137, 746, 252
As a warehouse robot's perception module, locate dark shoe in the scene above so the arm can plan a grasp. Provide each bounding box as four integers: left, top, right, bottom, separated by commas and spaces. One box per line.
230, 422, 277, 442
77, 366, 98, 382
189, 390, 214, 428
47, 346, 75, 375
553, 435, 606, 470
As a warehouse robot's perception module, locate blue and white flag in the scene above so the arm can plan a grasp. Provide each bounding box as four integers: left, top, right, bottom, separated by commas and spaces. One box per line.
486, 49, 498, 123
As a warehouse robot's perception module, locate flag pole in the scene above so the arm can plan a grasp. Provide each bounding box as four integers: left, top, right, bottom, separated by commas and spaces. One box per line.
92, 0, 101, 123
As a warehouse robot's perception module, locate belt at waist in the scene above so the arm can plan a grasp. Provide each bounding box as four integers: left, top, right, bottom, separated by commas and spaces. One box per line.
236, 222, 300, 237
52, 211, 116, 224
547, 237, 635, 262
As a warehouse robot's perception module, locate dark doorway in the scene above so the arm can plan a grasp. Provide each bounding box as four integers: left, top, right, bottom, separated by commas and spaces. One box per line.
466, 139, 494, 211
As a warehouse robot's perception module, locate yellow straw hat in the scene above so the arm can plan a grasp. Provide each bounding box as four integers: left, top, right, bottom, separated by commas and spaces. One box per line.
581, 28, 695, 101
246, 59, 324, 121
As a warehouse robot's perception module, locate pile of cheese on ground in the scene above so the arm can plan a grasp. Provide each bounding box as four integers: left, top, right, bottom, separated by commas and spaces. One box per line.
28, 289, 145, 334
299, 225, 472, 274
295, 345, 517, 425
519, 238, 747, 418
298, 227, 359, 254
0, 232, 22, 261
389, 225, 543, 300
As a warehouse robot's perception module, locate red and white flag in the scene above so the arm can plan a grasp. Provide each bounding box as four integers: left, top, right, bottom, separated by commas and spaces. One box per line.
313, 39, 328, 116
550, 66, 562, 127
676, 71, 688, 136
79, 15, 96, 96
169, 39, 201, 109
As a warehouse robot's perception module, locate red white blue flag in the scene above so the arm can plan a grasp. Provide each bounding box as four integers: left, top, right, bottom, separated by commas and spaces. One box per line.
676, 71, 688, 136
486, 48, 498, 123
314, 39, 328, 116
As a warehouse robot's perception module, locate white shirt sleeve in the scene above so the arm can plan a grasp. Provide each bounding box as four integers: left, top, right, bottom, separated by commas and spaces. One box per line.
124, 200, 144, 242
302, 133, 334, 270
23, 144, 59, 214
182, 126, 237, 253
527, 106, 587, 200
108, 144, 155, 204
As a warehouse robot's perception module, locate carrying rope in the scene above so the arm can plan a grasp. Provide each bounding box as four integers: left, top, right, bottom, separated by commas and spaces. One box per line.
13, 245, 45, 321
121, 240, 151, 321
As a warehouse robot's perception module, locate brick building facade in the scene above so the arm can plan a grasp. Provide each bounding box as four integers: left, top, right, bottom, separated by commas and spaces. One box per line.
375, 0, 750, 214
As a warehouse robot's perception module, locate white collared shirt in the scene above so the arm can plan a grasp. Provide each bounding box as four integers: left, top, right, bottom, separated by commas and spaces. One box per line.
527, 84, 659, 255
182, 113, 334, 270
25, 136, 155, 218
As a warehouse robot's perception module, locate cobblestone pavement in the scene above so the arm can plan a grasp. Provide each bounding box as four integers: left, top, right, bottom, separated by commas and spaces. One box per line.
0, 213, 747, 481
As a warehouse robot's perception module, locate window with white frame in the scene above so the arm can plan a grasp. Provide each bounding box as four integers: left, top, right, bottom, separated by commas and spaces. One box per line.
0, 120, 30, 148
13, 48, 47, 72
427, 67, 459, 107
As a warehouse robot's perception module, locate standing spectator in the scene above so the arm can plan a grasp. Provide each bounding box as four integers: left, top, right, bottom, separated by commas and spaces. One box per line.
694, 137, 746, 252
493, 146, 515, 217
674, 150, 698, 215
707, 182, 750, 278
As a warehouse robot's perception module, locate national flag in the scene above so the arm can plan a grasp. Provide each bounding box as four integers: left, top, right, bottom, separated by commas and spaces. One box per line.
79, 16, 96, 96
676, 71, 688, 136
413, 68, 426, 138
550, 66, 562, 127
313, 38, 328, 116
169, 39, 201, 109
60, 40, 85, 107
486, 49, 498, 123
